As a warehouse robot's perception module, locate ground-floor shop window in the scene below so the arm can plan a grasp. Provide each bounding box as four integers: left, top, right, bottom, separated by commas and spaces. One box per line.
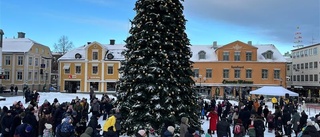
107, 82, 116, 91
64, 81, 80, 93
90, 82, 99, 91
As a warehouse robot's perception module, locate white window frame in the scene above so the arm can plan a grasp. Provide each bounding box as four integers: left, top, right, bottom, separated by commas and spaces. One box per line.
223, 51, 229, 61
234, 69, 241, 78
273, 69, 280, 79
35, 58, 39, 66
29, 57, 33, 66
4, 71, 10, 80
205, 69, 212, 78
28, 71, 33, 80
17, 56, 24, 65
92, 50, 98, 60
16, 71, 23, 81
92, 64, 99, 74
234, 51, 241, 61
262, 69, 268, 79
5, 56, 11, 65
75, 64, 81, 74
246, 69, 252, 79
34, 71, 38, 81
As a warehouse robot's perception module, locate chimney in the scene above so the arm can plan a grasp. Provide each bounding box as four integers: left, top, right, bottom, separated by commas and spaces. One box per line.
87, 42, 91, 45
248, 41, 252, 45
110, 39, 115, 45
17, 32, 25, 38
0, 29, 4, 48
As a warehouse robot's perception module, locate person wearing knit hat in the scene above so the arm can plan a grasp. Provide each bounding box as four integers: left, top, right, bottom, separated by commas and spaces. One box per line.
137, 129, 147, 137
25, 125, 33, 133
167, 126, 175, 133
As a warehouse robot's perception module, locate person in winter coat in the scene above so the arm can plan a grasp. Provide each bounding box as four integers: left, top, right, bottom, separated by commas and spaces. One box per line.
90, 99, 100, 116
80, 127, 93, 137
266, 111, 274, 132
262, 106, 269, 126
247, 124, 256, 137
216, 117, 230, 137
180, 117, 189, 137
184, 127, 195, 137
23, 107, 38, 137
14, 123, 33, 137
104, 126, 117, 137
207, 110, 218, 134
10, 111, 23, 137
114, 108, 122, 136
1, 110, 13, 137
301, 121, 318, 137
161, 120, 175, 137
43, 123, 53, 137
283, 121, 292, 137
291, 110, 301, 136
253, 115, 265, 137
88, 114, 101, 136
233, 119, 245, 137
300, 111, 308, 127
103, 110, 116, 134
56, 116, 75, 137
39, 111, 53, 136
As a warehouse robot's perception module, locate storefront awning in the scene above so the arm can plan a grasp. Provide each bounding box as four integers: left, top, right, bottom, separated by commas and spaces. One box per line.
63, 64, 70, 69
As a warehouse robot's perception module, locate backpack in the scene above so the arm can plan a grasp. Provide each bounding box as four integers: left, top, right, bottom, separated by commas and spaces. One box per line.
256, 125, 264, 134
234, 125, 241, 134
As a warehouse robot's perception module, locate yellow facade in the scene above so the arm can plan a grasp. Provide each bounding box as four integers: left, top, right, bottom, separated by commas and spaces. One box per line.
59, 42, 122, 93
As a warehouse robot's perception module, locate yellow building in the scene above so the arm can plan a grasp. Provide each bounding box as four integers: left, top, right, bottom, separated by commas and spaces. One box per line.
190, 41, 287, 97
2, 32, 52, 91
58, 40, 124, 93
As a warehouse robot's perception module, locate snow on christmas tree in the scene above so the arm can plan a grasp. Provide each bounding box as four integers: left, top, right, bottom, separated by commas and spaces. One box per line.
116, 0, 201, 135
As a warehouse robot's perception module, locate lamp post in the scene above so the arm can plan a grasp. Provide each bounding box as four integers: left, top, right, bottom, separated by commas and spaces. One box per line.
0, 29, 4, 88
195, 75, 206, 97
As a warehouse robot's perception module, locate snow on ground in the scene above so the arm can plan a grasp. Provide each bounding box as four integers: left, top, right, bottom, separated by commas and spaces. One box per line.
0, 92, 319, 137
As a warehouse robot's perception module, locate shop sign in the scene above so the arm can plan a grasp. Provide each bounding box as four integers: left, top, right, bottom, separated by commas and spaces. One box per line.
68, 75, 76, 79
222, 80, 253, 84
88, 76, 100, 79
231, 66, 244, 69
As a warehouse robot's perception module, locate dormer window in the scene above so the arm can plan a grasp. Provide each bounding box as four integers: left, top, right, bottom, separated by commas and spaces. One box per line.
263, 50, 273, 59
198, 51, 206, 59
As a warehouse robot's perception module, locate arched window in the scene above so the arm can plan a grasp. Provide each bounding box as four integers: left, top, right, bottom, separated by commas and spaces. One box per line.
198, 51, 206, 59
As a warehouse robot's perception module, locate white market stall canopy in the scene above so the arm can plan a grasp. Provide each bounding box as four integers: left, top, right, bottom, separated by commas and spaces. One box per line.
250, 86, 299, 96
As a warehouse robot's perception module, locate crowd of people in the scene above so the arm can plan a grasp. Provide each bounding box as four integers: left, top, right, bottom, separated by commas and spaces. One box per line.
0, 90, 120, 137
199, 96, 320, 137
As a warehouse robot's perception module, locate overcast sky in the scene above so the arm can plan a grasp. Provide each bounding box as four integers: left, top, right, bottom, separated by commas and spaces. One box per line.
1, 0, 319, 53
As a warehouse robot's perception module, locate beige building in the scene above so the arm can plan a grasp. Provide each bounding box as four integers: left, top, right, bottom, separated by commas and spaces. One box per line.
2, 32, 52, 91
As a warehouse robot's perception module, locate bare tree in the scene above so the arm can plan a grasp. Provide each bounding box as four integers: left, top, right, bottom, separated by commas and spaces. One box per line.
53, 35, 74, 54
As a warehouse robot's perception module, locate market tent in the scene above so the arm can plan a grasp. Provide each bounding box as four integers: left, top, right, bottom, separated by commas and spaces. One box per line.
250, 86, 299, 96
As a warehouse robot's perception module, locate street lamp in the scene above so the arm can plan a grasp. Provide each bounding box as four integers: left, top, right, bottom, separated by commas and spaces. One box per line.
194, 75, 206, 96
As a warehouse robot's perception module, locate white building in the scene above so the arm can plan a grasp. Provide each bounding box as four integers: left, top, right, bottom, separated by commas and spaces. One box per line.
291, 43, 320, 97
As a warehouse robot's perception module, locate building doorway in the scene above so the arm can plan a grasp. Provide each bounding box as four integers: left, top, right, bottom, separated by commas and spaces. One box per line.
64, 81, 80, 93
90, 82, 99, 91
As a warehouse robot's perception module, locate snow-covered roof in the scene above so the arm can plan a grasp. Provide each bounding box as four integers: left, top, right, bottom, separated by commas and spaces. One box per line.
189, 45, 218, 62
58, 43, 126, 61
2, 38, 40, 52
256, 44, 287, 62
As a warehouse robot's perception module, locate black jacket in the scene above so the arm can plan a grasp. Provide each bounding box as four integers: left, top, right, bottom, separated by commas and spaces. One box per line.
302, 125, 318, 137
254, 118, 265, 137
216, 120, 230, 137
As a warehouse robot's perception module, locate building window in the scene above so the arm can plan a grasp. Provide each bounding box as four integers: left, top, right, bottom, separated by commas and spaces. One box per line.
293, 75, 296, 81
234, 69, 240, 78
293, 64, 296, 69
28, 71, 32, 80
300, 51, 304, 57
90, 82, 99, 91
246, 69, 252, 78
223, 52, 229, 61
315, 74, 318, 81
297, 75, 300, 81
309, 62, 313, 69
223, 69, 229, 78
263, 51, 273, 59
193, 69, 199, 77
246, 52, 252, 61
314, 62, 318, 68
297, 64, 300, 69
75, 66, 81, 74
17, 56, 23, 65
35, 48, 39, 53
5, 56, 11, 65
35, 58, 39, 66
17, 71, 23, 80
234, 51, 240, 61
305, 63, 308, 69
305, 75, 308, 81
92, 66, 98, 74
34, 71, 38, 81
262, 69, 268, 79
198, 51, 206, 59
29, 57, 33, 65
205, 69, 212, 78
313, 48, 318, 55
4, 71, 10, 80
107, 82, 116, 91
46, 60, 50, 68
107, 66, 113, 74
304, 50, 308, 56
301, 75, 304, 81
301, 63, 304, 69
65, 68, 70, 74
273, 70, 280, 79
93, 51, 98, 60
310, 75, 313, 81
287, 65, 290, 70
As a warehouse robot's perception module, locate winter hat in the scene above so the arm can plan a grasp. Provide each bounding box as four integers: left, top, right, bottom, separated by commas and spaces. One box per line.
307, 121, 313, 126
25, 125, 32, 132
45, 123, 52, 129
138, 130, 146, 136
167, 126, 175, 133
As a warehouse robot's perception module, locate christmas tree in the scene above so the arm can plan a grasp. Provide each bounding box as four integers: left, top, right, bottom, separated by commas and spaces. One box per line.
117, 0, 201, 135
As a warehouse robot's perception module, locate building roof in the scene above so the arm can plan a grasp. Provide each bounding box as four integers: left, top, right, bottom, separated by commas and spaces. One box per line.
58, 43, 126, 61
2, 38, 41, 52
59, 42, 287, 62
190, 44, 287, 62
291, 43, 320, 51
